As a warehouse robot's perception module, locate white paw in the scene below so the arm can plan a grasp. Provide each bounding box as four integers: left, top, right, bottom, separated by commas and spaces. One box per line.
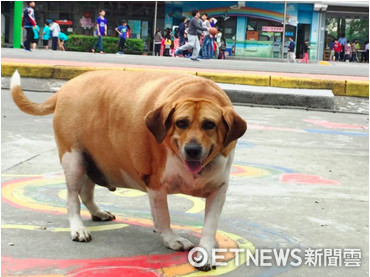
92, 210, 116, 221
193, 246, 216, 271
162, 232, 194, 251
71, 227, 92, 242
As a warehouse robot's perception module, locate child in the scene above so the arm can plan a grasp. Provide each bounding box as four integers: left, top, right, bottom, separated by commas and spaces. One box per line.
49, 19, 60, 51
32, 24, 40, 50
42, 21, 50, 50
92, 9, 107, 54
333, 39, 341, 61
218, 37, 226, 59
344, 41, 352, 62
299, 40, 310, 64
115, 20, 128, 55
164, 36, 171, 56
58, 32, 68, 51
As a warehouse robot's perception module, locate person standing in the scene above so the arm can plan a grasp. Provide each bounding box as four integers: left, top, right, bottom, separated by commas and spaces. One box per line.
364, 41, 369, 63
201, 13, 211, 59
287, 37, 296, 63
49, 19, 61, 51
154, 29, 162, 56
92, 10, 107, 54
175, 9, 209, 61
42, 22, 50, 50
178, 17, 187, 47
333, 39, 341, 61
299, 40, 310, 64
32, 24, 40, 50
344, 41, 352, 62
351, 40, 358, 62
115, 20, 128, 55
22, 1, 37, 51
329, 40, 335, 61
338, 34, 347, 61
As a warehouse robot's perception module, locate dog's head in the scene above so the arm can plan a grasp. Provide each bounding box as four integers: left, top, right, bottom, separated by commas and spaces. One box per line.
145, 98, 247, 174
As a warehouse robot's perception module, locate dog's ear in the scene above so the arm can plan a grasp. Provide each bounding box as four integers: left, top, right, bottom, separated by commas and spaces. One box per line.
145, 104, 175, 143
222, 107, 247, 147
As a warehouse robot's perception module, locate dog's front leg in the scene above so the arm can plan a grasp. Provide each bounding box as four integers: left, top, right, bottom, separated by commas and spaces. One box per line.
197, 183, 228, 271
147, 188, 194, 251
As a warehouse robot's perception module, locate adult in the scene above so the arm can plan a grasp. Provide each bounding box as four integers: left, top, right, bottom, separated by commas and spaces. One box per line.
365, 41, 369, 63
178, 16, 187, 46
22, 1, 37, 51
154, 29, 163, 56
175, 9, 210, 61
351, 40, 358, 62
287, 37, 296, 63
338, 34, 347, 61
92, 10, 107, 54
201, 13, 211, 59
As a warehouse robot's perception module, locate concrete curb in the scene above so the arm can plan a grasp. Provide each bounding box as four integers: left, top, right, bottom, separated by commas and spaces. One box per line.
218, 83, 335, 110
1, 62, 368, 97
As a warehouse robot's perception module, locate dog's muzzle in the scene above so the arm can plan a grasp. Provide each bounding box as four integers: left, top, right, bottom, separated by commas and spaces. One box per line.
184, 142, 203, 174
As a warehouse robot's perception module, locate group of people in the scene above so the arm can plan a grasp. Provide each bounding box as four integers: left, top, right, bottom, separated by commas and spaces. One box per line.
287, 37, 310, 64
330, 34, 369, 63
154, 10, 226, 60
91, 9, 130, 55
22, 1, 68, 51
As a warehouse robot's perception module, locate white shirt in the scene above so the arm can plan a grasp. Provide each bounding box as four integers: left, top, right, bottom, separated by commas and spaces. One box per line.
49, 22, 61, 37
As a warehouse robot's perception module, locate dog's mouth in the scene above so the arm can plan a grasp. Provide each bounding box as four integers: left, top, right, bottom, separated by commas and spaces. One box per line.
185, 160, 203, 174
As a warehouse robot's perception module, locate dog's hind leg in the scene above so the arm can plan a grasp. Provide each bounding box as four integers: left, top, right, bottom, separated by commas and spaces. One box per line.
62, 150, 92, 242
80, 178, 116, 222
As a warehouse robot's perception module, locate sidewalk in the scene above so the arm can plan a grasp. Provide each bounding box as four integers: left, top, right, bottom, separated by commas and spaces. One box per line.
1, 48, 369, 97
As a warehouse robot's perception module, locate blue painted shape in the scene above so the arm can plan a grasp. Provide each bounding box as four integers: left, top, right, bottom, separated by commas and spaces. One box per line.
304, 129, 369, 136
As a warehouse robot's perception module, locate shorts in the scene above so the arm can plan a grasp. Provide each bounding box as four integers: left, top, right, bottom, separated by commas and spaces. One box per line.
32, 38, 39, 44
43, 40, 49, 46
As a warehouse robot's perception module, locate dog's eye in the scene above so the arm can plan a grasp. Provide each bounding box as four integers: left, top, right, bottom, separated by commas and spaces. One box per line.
176, 119, 189, 129
203, 120, 216, 130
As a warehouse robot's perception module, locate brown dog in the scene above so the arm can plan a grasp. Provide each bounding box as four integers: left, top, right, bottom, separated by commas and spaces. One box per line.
10, 70, 246, 271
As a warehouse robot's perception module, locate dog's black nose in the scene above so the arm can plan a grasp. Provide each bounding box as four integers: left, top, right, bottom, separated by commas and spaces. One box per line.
185, 144, 202, 160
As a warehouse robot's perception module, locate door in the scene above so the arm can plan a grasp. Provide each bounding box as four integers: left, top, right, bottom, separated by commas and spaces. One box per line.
296, 24, 310, 59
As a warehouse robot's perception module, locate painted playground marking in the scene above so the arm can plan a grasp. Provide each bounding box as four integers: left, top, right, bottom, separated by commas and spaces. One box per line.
1, 162, 340, 276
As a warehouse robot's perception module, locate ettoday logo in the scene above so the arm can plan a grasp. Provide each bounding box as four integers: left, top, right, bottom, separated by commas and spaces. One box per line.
188, 247, 362, 268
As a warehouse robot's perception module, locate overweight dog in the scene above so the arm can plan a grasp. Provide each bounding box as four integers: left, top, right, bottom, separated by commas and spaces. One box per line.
10, 70, 247, 271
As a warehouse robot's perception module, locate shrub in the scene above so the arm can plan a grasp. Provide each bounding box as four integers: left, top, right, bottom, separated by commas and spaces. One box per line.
66, 35, 144, 54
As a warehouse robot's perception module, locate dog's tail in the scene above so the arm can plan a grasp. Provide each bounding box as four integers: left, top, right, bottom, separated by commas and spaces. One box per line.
10, 70, 57, 116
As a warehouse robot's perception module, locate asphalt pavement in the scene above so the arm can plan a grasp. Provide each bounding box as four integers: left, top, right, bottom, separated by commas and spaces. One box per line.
1, 81, 369, 276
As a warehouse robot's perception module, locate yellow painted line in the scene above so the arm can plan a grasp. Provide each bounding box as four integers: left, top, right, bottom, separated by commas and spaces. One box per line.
3, 61, 368, 97
174, 194, 205, 214
2, 224, 42, 230
2, 176, 255, 277
2, 223, 128, 232
52, 223, 128, 232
